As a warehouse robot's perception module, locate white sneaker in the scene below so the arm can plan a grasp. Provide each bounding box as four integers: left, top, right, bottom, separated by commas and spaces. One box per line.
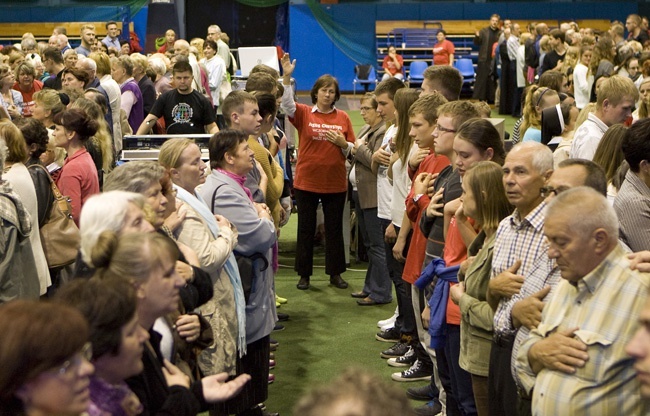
377, 306, 399, 328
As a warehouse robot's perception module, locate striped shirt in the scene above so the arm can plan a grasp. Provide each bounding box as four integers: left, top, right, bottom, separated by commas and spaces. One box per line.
614, 170, 650, 252
492, 201, 548, 337
515, 245, 649, 416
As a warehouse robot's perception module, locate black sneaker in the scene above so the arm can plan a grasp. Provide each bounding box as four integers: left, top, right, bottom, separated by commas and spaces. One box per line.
406, 384, 437, 401
376, 327, 400, 343
391, 359, 432, 382
387, 346, 416, 366
380, 342, 409, 359
277, 312, 289, 322
414, 400, 442, 416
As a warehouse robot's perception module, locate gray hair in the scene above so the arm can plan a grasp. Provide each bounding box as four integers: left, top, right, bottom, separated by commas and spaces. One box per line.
21, 37, 37, 52
79, 191, 146, 264
546, 186, 618, 241
78, 57, 96, 72
63, 48, 77, 59
104, 161, 165, 194
510, 142, 554, 174
57, 34, 69, 49
148, 57, 166, 76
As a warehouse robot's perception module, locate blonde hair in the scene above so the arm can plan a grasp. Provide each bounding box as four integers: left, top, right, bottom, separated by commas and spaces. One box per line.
521, 86, 559, 137
562, 46, 579, 75
190, 38, 204, 60
596, 75, 639, 109
33, 89, 66, 120
575, 102, 596, 130
159, 138, 194, 170
464, 161, 513, 231
638, 78, 650, 119
91, 231, 179, 284
393, 88, 426, 164
129, 53, 148, 73
0, 64, 10, 78
0, 120, 28, 164
88, 52, 111, 76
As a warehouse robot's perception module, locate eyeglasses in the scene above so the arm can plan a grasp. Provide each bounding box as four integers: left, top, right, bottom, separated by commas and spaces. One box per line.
540, 185, 570, 198
435, 124, 456, 134
359, 106, 374, 111
53, 342, 92, 376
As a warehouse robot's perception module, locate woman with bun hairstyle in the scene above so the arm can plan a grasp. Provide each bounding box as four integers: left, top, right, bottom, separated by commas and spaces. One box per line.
0, 300, 93, 415
52, 108, 100, 225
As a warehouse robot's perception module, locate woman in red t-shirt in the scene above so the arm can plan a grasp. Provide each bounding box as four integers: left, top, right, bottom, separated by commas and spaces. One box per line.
280, 54, 355, 291
433, 30, 455, 66
381, 46, 404, 81
13, 62, 43, 117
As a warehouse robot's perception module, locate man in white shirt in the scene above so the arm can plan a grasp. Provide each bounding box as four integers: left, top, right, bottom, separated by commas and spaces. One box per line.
200, 39, 226, 109
570, 75, 638, 160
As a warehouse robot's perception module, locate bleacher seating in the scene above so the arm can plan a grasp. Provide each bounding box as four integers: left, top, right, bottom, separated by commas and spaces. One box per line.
407, 61, 428, 87
353, 65, 378, 95
0, 22, 128, 46
375, 19, 612, 79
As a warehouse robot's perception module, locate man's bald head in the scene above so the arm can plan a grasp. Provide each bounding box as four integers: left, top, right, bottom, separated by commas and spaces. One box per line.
173, 39, 190, 56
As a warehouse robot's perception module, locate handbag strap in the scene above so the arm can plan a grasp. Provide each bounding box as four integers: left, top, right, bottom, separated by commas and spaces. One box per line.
212, 183, 268, 271
28, 163, 70, 214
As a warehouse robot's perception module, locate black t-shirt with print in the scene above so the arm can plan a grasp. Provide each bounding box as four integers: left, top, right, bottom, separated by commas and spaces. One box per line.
150, 89, 216, 134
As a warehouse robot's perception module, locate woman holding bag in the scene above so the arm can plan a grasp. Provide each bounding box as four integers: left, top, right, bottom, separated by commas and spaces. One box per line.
52, 108, 100, 226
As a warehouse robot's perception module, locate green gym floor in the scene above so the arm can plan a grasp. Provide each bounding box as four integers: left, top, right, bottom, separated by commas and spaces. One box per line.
234, 101, 516, 415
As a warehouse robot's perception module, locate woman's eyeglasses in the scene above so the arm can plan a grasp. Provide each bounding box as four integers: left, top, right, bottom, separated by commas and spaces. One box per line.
54, 342, 92, 376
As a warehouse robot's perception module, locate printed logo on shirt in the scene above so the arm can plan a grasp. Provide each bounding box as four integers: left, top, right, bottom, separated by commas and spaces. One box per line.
308, 121, 342, 140
172, 103, 194, 124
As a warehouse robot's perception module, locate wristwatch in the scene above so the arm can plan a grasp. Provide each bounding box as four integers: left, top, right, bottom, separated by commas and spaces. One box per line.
413, 193, 424, 203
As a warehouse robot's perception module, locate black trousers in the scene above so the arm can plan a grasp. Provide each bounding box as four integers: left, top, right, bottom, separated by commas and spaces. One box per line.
380, 219, 416, 336
294, 188, 347, 277
211, 335, 270, 415
487, 336, 518, 416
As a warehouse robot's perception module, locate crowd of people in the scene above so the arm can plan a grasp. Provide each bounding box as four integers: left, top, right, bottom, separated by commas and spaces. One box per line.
1, 14, 650, 416
350, 15, 650, 416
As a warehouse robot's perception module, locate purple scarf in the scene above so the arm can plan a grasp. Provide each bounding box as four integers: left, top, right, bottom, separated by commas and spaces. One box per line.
217, 168, 253, 202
